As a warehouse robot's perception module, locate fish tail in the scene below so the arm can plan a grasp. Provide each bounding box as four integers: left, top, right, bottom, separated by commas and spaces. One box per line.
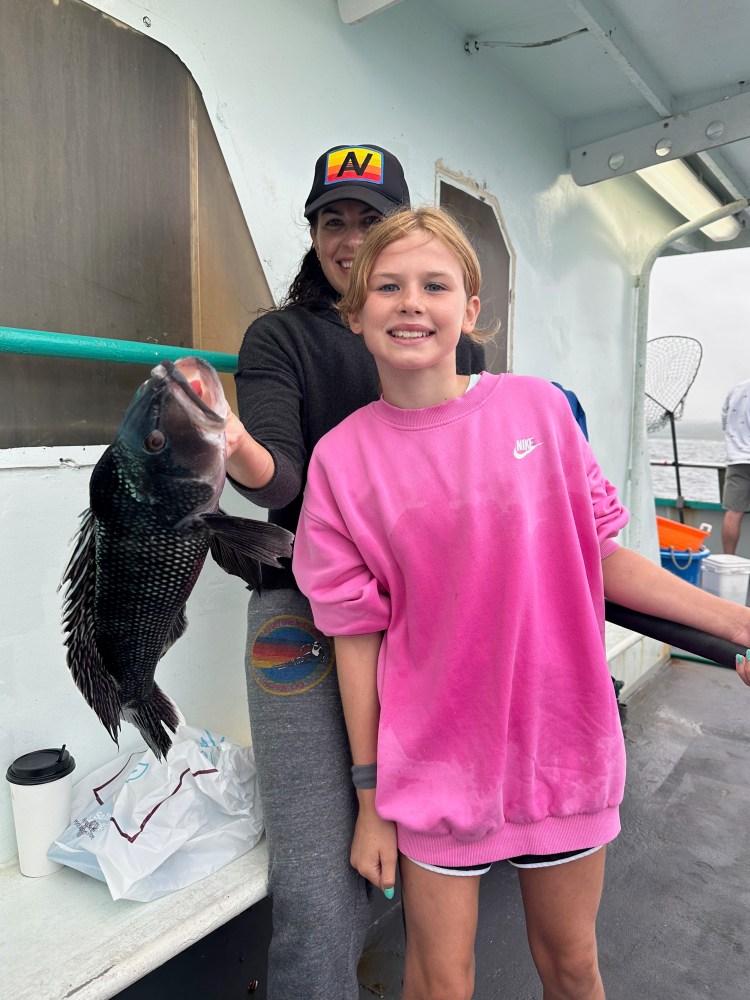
122, 684, 183, 760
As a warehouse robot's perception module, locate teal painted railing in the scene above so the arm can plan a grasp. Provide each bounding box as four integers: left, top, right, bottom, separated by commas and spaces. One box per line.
0, 326, 237, 372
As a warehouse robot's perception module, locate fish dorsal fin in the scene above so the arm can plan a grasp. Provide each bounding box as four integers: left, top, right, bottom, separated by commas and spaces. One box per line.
160, 605, 188, 658
59, 507, 122, 743
202, 509, 294, 591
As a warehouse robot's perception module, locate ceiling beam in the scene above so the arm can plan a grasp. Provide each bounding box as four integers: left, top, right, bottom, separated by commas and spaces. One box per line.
337, 0, 403, 24
563, 0, 673, 115
692, 149, 748, 203
570, 90, 750, 187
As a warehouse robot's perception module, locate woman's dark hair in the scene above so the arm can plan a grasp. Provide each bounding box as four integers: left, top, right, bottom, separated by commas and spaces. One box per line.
279, 245, 338, 314
276, 209, 337, 313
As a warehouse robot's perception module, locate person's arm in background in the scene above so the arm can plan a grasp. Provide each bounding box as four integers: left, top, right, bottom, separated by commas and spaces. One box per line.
602, 546, 750, 684
721, 388, 731, 433
335, 633, 397, 897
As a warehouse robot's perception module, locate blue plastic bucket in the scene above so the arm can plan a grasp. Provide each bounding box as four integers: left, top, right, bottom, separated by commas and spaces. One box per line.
659, 545, 710, 586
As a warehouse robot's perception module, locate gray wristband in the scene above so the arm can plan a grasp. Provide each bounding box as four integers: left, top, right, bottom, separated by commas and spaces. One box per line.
351, 763, 377, 789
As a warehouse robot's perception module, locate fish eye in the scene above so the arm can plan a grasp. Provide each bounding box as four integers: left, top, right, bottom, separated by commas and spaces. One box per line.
143, 430, 166, 453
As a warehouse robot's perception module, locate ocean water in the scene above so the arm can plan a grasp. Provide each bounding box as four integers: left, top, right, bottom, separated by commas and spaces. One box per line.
648, 437, 726, 503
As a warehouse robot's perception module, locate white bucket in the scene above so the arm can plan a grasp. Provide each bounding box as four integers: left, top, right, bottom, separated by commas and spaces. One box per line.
700, 554, 750, 605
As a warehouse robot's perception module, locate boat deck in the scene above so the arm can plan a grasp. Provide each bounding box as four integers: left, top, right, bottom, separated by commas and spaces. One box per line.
9, 654, 746, 999
357, 656, 750, 1000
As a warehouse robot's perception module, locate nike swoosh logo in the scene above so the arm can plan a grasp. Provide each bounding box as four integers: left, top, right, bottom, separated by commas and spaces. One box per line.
513, 442, 543, 459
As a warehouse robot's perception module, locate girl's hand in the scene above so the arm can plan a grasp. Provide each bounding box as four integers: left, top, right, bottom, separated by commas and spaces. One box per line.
723, 608, 750, 686
735, 649, 750, 686
603, 547, 750, 689
351, 793, 398, 897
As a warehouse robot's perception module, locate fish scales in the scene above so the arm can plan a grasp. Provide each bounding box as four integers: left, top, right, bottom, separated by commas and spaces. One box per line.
91, 461, 210, 692
60, 357, 294, 758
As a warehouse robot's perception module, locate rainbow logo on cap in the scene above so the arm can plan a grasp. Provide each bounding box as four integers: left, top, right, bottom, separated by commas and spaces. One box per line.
325, 146, 383, 186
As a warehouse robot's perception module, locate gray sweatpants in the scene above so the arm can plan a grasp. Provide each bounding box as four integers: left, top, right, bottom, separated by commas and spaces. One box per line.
246, 587, 371, 1000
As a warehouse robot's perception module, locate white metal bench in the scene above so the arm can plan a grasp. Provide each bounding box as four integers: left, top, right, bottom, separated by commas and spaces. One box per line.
0, 840, 268, 999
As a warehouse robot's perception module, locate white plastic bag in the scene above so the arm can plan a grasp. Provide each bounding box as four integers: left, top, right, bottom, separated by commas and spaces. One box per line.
49, 725, 264, 901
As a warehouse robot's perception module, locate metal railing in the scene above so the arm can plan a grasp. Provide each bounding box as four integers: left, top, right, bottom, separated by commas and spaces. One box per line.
0, 326, 238, 372
650, 459, 726, 501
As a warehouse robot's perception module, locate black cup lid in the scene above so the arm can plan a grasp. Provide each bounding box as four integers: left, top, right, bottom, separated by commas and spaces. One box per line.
6, 745, 76, 785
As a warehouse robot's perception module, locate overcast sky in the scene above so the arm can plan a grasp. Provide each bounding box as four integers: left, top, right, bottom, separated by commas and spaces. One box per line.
649, 246, 750, 429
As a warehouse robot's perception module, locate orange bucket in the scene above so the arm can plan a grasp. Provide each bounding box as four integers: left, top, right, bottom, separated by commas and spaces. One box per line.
656, 516, 711, 552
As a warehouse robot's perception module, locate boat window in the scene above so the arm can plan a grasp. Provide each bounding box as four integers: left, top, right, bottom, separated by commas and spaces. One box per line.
0, 0, 272, 448
438, 181, 512, 374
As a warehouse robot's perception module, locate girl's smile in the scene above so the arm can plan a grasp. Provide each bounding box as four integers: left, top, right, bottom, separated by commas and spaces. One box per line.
388, 325, 434, 340
348, 232, 480, 400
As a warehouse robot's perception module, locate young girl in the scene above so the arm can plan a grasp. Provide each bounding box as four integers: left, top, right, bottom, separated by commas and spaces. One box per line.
291, 207, 750, 1000
225, 148, 482, 999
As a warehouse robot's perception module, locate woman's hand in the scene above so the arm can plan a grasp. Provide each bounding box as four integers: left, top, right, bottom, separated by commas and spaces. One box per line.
222, 407, 275, 488
351, 790, 398, 897
224, 408, 252, 459
187, 371, 274, 488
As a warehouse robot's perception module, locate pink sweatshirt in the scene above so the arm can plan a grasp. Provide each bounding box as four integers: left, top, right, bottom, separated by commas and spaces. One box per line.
293, 374, 629, 866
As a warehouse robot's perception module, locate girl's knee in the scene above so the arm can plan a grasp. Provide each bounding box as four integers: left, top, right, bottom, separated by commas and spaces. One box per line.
404, 953, 474, 1000
533, 943, 602, 998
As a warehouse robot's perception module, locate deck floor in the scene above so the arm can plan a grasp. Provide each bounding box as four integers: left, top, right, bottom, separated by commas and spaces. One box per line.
112, 656, 750, 999
357, 657, 750, 1000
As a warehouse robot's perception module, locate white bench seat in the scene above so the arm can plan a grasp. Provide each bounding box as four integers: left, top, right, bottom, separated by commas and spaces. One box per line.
0, 839, 268, 999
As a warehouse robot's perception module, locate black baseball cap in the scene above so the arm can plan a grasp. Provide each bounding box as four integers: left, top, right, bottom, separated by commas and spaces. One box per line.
304, 144, 410, 221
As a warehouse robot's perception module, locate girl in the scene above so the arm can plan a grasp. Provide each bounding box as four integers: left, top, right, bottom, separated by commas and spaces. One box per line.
224, 148, 485, 999
292, 206, 750, 1000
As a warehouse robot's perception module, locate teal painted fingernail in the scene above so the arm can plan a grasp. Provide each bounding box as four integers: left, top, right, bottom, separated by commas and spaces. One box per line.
737, 654, 744, 666
383, 887, 395, 900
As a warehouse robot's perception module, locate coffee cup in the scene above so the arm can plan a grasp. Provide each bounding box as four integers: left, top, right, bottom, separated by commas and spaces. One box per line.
6, 745, 76, 877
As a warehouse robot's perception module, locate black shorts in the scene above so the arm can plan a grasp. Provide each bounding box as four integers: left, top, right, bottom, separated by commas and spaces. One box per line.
723, 464, 750, 512
406, 845, 602, 877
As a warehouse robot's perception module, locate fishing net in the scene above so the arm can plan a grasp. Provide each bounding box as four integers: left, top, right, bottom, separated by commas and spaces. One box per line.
644, 336, 703, 433
644, 336, 703, 521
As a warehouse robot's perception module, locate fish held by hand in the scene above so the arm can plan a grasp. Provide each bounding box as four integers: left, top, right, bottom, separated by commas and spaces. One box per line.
59, 357, 293, 759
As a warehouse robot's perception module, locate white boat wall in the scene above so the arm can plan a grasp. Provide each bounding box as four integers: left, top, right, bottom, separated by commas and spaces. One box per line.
3, 0, 750, 871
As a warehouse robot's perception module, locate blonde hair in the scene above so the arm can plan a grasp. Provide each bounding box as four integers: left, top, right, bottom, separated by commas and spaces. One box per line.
338, 206, 493, 343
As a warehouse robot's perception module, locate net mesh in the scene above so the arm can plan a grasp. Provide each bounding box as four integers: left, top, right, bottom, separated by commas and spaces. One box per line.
644, 336, 703, 433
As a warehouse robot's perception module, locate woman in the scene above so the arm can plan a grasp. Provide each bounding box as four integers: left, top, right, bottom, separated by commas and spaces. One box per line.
225, 145, 485, 1000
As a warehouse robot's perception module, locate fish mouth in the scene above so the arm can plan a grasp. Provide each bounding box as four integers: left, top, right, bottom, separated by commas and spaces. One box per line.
153, 358, 227, 425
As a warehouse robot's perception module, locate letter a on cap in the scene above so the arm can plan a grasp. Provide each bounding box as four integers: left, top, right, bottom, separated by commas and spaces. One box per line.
325, 146, 384, 186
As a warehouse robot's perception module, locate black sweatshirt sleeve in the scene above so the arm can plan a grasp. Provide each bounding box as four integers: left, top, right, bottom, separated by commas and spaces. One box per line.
231, 313, 307, 510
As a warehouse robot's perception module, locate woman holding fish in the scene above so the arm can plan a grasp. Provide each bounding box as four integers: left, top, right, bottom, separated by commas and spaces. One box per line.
224, 144, 485, 999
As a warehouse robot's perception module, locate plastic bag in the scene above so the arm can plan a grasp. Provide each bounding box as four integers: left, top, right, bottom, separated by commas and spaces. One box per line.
48, 725, 264, 902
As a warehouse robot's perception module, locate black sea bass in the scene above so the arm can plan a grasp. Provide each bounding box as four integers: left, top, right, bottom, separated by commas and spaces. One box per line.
60, 357, 293, 759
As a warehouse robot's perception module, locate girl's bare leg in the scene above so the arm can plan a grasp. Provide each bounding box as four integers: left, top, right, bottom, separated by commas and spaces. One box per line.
399, 855, 481, 1000
518, 847, 607, 1000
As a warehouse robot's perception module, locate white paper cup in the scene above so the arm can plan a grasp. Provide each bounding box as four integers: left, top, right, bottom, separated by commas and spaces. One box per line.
6, 746, 76, 877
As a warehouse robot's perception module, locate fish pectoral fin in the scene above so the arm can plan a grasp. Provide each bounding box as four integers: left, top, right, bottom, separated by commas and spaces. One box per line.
202, 510, 294, 590
160, 605, 188, 658
60, 507, 122, 744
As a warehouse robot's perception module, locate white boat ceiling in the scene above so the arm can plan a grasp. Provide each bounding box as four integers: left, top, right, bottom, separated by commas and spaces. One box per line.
408, 0, 750, 240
